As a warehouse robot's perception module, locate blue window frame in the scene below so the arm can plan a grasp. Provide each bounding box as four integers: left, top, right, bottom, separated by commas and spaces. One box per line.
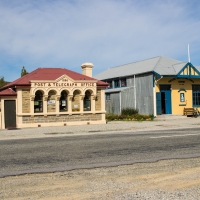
121, 78, 127, 87
114, 80, 120, 88
193, 85, 200, 106
106, 93, 111, 100
106, 81, 113, 89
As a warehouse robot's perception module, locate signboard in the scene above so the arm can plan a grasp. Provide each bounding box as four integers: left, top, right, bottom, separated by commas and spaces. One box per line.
180, 93, 185, 102
48, 100, 56, 104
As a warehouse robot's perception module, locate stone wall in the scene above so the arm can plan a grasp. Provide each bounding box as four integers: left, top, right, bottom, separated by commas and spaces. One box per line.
22, 89, 30, 113
72, 90, 80, 111
95, 89, 101, 110
47, 91, 56, 112
22, 113, 102, 124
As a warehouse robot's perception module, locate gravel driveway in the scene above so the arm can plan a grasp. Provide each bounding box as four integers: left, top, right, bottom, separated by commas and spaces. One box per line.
1, 158, 200, 200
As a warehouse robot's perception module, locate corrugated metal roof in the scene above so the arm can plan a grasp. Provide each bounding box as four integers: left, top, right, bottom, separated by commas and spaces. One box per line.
94, 56, 188, 80
105, 87, 129, 93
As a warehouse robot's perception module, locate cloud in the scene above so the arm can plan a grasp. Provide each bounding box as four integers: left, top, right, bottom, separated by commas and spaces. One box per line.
0, 0, 200, 81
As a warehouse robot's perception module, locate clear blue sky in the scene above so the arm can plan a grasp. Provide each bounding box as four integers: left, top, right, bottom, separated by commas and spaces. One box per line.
0, 0, 200, 81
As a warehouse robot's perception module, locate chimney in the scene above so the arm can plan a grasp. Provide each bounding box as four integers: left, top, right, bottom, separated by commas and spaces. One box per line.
81, 63, 94, 77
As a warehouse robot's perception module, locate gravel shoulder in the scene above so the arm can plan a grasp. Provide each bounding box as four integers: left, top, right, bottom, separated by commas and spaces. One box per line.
1, 158, 200, 200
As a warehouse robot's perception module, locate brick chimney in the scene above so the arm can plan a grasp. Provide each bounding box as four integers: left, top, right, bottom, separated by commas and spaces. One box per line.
81, 63, 94, 77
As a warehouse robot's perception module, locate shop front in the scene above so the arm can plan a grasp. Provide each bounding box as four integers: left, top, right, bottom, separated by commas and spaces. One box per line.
0, 63, 108, 129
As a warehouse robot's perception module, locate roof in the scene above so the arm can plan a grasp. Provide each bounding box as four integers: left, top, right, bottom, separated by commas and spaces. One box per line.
105, 87, 132, 93
0, 68, 108, 91
94, 56, 188, 80
0, 88, 17, 96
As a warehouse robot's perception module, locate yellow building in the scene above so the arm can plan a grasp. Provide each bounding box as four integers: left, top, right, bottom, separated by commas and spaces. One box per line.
0, 63, 108, 129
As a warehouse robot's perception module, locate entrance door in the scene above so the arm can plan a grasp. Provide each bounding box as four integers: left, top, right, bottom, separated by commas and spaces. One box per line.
160, 85, 172, 114
156, 92, 162, 115
4, 100, 16, 128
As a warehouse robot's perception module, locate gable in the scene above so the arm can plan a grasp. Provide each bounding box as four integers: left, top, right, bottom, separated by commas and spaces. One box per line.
177, 63, 200, 78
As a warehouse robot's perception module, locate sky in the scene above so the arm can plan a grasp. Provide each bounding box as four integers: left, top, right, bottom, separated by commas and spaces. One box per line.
0, 0, 200, 82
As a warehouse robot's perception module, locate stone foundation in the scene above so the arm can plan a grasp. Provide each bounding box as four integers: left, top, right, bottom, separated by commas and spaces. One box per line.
22, 113, 102, 124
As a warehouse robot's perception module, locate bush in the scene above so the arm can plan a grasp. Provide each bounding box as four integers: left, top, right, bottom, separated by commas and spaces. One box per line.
106, 113, 154, 122
121, 108, 138, 115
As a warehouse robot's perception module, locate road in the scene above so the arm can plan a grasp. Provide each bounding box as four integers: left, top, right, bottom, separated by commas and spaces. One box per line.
1, 127, 200, 178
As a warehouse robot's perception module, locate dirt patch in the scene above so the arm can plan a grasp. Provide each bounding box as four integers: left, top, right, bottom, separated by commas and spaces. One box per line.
1, 158, 200, 200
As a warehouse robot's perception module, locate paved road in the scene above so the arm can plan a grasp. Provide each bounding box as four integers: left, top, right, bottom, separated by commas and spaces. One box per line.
1, 127, 200, 178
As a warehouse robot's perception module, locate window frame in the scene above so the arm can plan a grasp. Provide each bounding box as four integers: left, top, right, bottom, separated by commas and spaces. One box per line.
192, 85, 200, 106
121, 78, 127, 87
59, 91, 68, 112
34, 90, 43, 113
114, 79, 120, 88
106, 80, 113, 89
106, 93, 111, 101
84, 90, 91, 111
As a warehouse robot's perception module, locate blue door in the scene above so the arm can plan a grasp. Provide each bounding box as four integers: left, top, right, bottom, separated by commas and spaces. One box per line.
156, 92, 162, 115
160, 85, 172, 114
164, 90, 172, 114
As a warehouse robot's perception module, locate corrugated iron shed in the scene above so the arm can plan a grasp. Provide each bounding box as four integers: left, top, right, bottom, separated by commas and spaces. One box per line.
94, 56, 188, 80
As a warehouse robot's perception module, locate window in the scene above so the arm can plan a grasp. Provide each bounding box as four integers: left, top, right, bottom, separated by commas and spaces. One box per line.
193, 85, 200, 106
47, 90, 56, 113
84, 91, 91, 111
107, 81, 113, 89
106, 93, 111, 100
60, 91, 68, 112
114, 80, 120, 88
160, 85, 171, 90
121, 78, 127, 87
34, 90, 43, 113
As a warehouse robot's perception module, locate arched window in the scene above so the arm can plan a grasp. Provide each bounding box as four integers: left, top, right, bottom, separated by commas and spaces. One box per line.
60, 91, 68, 112
72, 90, 80, 112
34, 90, 43, 113
84, 90, 91, 111
47, 90, 56, 113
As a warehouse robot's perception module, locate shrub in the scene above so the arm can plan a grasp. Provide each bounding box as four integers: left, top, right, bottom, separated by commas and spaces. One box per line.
106, 113, 154, 121
121, 108, 139, 115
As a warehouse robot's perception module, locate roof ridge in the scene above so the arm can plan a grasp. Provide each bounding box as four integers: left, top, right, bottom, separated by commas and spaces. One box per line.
153, 56, 162, 71
109, 56, 162, 69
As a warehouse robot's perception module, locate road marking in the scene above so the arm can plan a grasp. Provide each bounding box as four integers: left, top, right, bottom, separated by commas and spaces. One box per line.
150, 133, 200, 139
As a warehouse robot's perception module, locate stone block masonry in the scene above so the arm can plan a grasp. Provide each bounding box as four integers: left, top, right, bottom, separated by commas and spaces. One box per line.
22, 89, 30, 113
95, 89, 101, 111
22, 113, 102, 124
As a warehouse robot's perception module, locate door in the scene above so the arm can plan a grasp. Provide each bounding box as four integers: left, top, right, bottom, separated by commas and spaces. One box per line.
160, 85, 172, 114
4, 100, 16, 129
164, 90, 172, 114
156, 92, 162, 115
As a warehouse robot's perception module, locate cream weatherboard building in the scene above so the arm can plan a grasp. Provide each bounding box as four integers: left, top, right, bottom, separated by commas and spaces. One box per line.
0, 63, 108, 129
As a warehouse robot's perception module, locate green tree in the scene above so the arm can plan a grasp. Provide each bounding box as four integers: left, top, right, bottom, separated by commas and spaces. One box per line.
21, 66, 28, 77
0, 77, 9, 88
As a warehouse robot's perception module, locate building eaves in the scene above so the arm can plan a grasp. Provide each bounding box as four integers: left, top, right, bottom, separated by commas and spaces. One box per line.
0, 88, 17, 96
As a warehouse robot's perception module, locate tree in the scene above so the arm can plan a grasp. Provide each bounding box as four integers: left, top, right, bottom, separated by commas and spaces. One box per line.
21, 66, 28, 77
0, 77, 9, 88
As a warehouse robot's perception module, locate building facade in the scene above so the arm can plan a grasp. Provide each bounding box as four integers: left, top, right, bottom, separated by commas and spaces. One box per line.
94, 56, 200, 116
0, 63, 108, 129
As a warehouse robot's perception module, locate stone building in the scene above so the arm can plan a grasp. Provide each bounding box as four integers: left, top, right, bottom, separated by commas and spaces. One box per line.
0, 63, 108, 129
